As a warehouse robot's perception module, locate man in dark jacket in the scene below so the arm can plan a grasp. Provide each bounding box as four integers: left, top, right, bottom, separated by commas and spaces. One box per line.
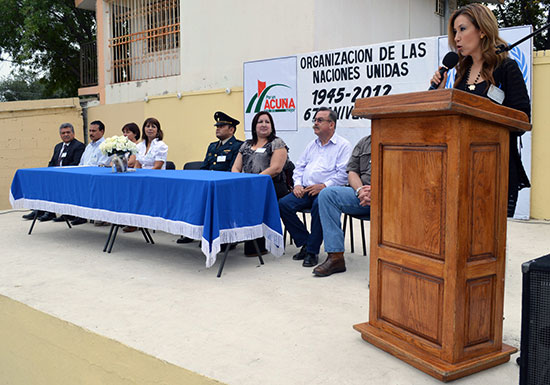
22, 123, 85, 222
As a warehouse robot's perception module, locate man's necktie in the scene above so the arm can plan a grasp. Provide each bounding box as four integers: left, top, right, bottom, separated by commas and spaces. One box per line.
58, 144, 68, 166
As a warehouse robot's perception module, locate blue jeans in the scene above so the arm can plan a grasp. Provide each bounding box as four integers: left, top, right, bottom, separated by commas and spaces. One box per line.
318, 186, 371, 253
279, 192, 323, 254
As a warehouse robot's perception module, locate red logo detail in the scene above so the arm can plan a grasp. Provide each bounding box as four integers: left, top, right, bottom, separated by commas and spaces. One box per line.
257, 80, 266, 97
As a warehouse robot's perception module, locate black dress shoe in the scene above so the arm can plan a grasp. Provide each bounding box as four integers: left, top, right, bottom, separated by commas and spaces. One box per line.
38, 212, 56, 222
22, 210, 43, 220
70, 218, 87, 226
176, 236, 194, 244
302, 253, 319, 267
292, 246, 307, 260
52, 215, 67, 222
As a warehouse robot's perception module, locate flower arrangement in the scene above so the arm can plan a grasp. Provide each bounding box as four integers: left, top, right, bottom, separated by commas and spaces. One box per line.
99, 135, 138, 157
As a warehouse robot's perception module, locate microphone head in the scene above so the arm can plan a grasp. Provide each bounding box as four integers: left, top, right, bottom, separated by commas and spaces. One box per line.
442, 52, 459, 70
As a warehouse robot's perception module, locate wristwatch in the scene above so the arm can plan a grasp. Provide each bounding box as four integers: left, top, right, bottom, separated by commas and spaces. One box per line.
355, 186, 363, 197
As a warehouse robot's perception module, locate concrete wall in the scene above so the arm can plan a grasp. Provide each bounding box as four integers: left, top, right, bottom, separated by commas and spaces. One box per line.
0, 295, 222, 385
530, 50, 550, 220
1, 98, 84, 210
86, 100, 144, 138
105, 0, 442, 104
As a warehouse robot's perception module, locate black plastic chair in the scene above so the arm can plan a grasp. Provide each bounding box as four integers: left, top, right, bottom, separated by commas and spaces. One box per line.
343, 213, 371, 256
165, 161, 176, 170
183, 161, 203, 170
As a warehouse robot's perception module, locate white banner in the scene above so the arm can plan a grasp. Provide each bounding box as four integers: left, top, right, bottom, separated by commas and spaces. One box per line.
243, 56, 297, 132
296, 38, 437, 129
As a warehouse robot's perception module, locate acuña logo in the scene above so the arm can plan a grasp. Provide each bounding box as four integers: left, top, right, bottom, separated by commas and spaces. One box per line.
246, 80, 296, 113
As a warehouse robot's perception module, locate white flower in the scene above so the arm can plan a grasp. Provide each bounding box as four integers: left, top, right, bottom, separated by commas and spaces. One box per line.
100, 135, 137, 156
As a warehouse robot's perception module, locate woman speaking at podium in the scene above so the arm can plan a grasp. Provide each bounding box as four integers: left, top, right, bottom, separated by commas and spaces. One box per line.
431, 3, 530, 217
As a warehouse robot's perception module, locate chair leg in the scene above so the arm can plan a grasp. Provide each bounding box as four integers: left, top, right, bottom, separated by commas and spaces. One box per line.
302, 212, 307, 232
360, 220, 366, 256
283, 227, 294, 247
349, 216, 355, 254
65, 216, 72, 229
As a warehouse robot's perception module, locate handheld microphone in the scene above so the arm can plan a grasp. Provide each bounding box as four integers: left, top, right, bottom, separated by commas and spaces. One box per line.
428, 52, 459, 90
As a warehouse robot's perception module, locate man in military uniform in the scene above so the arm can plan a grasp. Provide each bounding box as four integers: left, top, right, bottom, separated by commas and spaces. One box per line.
177, 111, 243, 244
200, 111, 243, 171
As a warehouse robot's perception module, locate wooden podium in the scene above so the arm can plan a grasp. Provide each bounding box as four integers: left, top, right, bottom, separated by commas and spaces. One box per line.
352, 89, 530, 382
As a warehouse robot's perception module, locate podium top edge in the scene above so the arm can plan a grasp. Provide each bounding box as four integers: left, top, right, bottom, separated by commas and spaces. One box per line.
352, 89, 531, 131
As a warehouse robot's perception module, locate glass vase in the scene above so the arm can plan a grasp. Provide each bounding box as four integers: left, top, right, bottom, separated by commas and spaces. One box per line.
112, 153, 129, 173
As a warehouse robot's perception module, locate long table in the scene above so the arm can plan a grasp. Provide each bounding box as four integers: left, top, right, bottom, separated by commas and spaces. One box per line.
10, 166, 284, 267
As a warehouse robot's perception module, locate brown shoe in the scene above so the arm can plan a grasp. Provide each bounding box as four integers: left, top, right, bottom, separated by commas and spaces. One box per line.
123, 226, 137, 233
313, 252, 346, 277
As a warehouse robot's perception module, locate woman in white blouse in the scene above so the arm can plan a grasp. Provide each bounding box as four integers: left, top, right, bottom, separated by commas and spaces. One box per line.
135, 117, 168, 169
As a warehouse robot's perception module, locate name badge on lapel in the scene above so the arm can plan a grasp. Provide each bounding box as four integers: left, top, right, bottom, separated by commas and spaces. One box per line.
487, 85, 505, 105
255, 148, 266, 153
61, 153, 67, 158
217, 155, 226, 162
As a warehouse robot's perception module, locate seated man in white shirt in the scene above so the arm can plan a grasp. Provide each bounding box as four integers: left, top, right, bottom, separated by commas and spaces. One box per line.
279, 107, 352, 268
72, 120, 109, 225
79, 120, 110, 167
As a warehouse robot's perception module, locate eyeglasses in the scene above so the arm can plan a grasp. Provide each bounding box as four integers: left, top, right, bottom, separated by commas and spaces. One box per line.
312, 118, 332, 124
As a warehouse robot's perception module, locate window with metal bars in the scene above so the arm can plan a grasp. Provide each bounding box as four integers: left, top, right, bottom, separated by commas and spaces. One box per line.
435, 0, 444, 17
108, 0, 180, 84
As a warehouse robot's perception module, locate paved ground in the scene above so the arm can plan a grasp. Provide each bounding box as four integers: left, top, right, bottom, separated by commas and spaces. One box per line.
1, 209, 549, 385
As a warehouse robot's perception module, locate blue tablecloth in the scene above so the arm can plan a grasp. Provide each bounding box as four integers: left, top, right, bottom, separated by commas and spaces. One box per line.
10, 166, 284, 267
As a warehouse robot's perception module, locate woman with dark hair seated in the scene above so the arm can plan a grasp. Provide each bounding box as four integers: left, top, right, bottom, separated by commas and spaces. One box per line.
121, 122, 140, 168
232, 111, 291, 256
135, 117, 168, 170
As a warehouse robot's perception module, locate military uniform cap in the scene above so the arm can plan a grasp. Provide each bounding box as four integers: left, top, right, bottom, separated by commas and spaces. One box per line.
214, 111, 240, 127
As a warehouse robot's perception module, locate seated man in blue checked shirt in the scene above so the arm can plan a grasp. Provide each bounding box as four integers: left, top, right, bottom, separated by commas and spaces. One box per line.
279, 107, 352, 268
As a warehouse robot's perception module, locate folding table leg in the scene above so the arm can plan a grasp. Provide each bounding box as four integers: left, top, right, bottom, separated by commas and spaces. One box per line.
251, 239, 265, 265
143, 229, 154, 244
103, 224, 116, 252
28, 211, 39, 235
140, 228, 150, 243
107, 225, 120, 253
64, 217, 72, 229
217, 246, 232, 278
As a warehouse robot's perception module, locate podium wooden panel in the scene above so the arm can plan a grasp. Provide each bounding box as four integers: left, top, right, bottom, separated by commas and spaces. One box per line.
352, 89, 530, 382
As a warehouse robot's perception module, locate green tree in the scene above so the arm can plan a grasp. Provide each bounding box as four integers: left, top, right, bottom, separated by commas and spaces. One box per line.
0, 70, 48, 101
0, 0, 95, 99
493, 0, 550, 50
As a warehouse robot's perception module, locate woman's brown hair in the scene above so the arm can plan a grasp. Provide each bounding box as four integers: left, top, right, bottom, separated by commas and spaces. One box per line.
142, 117, 163, 146
448, 3, 508, 88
